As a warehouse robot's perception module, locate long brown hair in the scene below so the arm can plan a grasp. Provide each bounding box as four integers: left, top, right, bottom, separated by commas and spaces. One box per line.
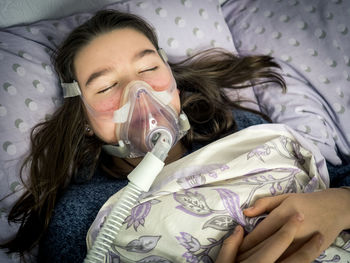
173, 48, 284, 146
0, 9, 285, 259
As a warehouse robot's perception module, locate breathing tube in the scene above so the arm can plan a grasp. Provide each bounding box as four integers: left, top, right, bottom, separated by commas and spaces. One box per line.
84, 132, 172, 262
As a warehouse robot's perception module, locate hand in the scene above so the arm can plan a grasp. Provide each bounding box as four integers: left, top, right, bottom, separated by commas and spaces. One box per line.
239, 188, 350, 262
216, 214, 324, 263
215, 225, 244, 263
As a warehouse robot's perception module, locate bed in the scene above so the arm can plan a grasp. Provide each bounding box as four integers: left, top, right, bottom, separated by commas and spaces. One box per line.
0, 0, 349, 262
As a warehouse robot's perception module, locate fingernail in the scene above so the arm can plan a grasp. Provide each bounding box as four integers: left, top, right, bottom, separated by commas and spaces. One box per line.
234, 225, 242, 234
244, 206, 254, 211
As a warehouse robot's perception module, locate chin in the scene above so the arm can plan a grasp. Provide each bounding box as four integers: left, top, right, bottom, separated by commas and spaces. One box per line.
96, 132, 118, 144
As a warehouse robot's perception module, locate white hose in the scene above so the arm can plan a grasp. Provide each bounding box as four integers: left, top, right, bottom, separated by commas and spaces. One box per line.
84, 133, 171, 263
84, 182, 142, 262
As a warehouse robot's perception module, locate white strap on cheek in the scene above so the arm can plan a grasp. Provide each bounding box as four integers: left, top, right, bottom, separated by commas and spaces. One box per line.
61, 81, 82, 98
113, 101, 131, 123
151, 90, 173, 105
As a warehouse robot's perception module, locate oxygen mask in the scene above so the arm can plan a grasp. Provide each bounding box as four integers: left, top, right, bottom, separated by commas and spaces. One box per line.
103, 79, 189, 158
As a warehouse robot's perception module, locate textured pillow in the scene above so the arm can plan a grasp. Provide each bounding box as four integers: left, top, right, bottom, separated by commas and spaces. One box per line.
0, 0, 237, 261
222, 0, 350, 165
0, 0, 229, 28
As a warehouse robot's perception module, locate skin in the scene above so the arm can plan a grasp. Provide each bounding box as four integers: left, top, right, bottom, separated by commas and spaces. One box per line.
216, 214, 325, 263
238, 188, 350, 262
73, 28, 181, 144
73, 27, 350, 262
216, 188, 350, 262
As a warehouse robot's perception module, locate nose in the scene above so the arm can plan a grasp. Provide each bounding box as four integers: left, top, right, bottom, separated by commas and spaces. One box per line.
117, 70, 143, 90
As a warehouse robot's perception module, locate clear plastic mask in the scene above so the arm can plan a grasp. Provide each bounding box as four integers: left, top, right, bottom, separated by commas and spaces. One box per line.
112, 80, 185, 158
84, 78, 188, 158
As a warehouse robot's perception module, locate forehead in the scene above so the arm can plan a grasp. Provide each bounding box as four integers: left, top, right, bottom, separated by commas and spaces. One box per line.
74, 28, 156, 76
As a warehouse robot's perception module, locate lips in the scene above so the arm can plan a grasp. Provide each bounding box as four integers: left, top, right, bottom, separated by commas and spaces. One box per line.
113, 80, 179, 157
120, 107, 176, 152
128, 110, 173, 136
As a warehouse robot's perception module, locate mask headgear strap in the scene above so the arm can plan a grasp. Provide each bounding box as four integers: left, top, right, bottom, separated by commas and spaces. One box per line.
61, 80, 81, 98
103, 140, 130, 158
158, 48, 168, 63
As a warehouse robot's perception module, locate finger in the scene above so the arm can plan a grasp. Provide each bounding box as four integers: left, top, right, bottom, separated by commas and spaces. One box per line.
215, 225, 244, 263
240, 209, 290, 252
243, 194, 291, 217
280, 233, 324, 263
240, 195, 293, 252
238, 213, 304, 261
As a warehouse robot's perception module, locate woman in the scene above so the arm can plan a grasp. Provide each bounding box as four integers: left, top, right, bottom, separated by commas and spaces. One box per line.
1, 9, 349, 262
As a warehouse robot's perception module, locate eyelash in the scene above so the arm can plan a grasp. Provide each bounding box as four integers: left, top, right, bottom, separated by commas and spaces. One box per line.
140, 66, 158, 73
97, 66, 158, 94
98, 82, 118, 94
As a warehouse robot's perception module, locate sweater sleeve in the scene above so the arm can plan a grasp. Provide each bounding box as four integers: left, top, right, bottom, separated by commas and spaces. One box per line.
327, 161, 350, 188
38, 169, 128, 263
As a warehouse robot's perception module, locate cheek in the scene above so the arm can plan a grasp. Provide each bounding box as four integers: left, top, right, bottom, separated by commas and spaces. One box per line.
88, 87, 123, 113
87, 112, 117, 143
94, 96, 121, 112
144, 69, 173, 91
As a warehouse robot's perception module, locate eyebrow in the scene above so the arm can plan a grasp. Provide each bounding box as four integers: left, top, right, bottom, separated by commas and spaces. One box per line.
85, 67, 114, 87
85, 49, 157, 87
132, 49, 156, 62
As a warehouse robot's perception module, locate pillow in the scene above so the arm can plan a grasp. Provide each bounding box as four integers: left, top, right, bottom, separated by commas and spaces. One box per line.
222, 0, 350, 165
0, 0, 123, 28
0, 0, 237, 260
0, 0, 229, 28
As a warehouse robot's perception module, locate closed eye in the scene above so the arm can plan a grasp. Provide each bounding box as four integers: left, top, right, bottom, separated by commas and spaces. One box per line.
139, 66, 158, 73
97, 82, 118, 94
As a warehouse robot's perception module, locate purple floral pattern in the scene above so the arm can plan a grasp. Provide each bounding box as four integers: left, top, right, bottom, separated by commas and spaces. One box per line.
177, 174, 206, 189
125, 235, 161, 253
202, 215, 237, 231
107, 247, 172, 263
215, 188, 245, 226
124, 199, 160, 231
176, 231, 228, 263
176, 232, 201, 253
175, 164, 231, 189
87, 130, 345, 262
174, 191, 213, 217
247, 144, 272, 162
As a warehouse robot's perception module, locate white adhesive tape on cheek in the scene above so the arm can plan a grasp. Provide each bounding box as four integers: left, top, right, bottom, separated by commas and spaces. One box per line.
151, 90, 173, 105
113, 101, 131, 123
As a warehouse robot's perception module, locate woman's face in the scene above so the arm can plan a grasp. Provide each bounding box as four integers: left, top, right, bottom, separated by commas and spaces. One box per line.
74, 28, 180, 143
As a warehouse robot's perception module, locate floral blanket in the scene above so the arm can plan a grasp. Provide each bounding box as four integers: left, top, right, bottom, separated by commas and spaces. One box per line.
87, 124, 350, 263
